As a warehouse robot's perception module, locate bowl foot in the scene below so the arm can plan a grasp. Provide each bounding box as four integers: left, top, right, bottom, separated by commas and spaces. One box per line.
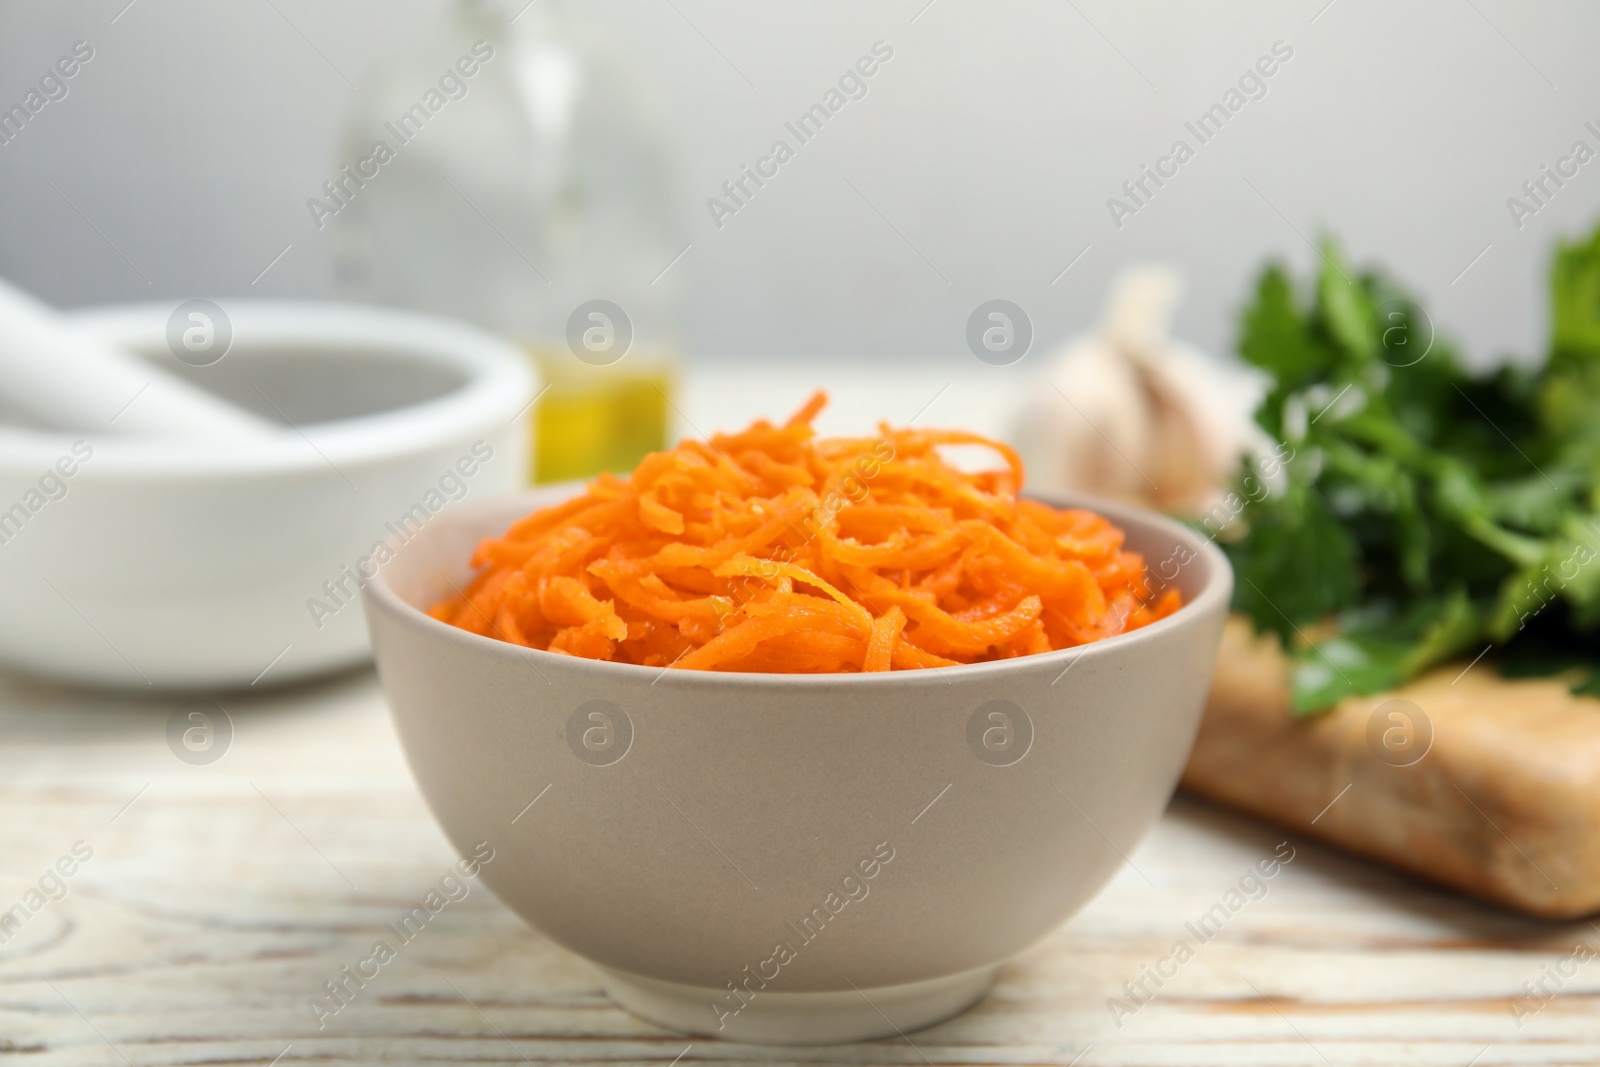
596, 964, 997, 1045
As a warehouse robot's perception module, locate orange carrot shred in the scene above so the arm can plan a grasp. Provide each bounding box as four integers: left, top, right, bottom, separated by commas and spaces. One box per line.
864, 605, 907, 672
430, 392, 1183, 672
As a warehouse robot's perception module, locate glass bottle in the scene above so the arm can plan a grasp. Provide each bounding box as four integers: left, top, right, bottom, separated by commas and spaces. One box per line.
331, 0, 684, 482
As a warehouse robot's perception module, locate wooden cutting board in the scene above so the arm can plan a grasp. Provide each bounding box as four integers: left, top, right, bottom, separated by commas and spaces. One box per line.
1182, 616, 1600, 919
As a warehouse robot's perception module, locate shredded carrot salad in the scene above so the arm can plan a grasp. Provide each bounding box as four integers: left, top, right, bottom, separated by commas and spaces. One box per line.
429, 392, 1182, 672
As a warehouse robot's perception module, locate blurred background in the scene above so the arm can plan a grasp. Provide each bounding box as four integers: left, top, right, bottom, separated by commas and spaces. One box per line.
3, 0, 1598, 375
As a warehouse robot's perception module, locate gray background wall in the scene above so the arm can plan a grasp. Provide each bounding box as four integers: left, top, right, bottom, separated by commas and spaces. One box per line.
1, 0, 1597, 369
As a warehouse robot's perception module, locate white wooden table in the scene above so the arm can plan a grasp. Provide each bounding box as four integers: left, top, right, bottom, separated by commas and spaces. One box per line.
4, 363, 1598, 1064
4, 662, 1597, 1066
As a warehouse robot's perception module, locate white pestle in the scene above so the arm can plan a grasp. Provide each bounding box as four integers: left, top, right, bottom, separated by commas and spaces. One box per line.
0, 276, 274, 440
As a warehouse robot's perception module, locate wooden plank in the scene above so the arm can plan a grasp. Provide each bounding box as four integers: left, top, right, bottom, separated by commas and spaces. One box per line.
1185, 618, 1600, 918
2, 667, 1597, 1066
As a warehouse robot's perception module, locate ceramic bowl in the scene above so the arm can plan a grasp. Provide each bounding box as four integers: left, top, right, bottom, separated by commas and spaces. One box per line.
0, 302, 534, 689
364, 486, 1231, 1044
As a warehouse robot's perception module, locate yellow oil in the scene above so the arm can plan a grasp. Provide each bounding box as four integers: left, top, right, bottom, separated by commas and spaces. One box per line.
525, 345, 676, 484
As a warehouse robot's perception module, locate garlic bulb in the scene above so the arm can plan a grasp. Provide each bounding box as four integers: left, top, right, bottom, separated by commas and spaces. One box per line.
1014, 267, 1266, 516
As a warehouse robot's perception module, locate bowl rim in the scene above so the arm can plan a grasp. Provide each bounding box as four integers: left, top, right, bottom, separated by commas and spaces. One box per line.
0, 300, 536, 474
363, 483, 1235, 690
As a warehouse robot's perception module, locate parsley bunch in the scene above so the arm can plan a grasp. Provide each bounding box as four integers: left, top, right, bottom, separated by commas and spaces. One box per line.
1223, 228, 1600, 713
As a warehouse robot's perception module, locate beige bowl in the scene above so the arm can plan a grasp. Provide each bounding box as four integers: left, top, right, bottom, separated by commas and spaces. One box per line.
363, 486, 1231, 1044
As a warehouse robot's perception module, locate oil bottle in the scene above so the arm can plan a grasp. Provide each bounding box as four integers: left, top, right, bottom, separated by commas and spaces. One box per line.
331, 0, 684, 482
